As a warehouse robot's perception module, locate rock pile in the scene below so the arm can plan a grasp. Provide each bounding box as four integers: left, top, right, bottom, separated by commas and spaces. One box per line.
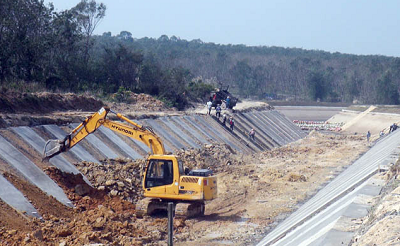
72, 143, 237, 203
75, 159, 145, 203
175, 143, 239, 173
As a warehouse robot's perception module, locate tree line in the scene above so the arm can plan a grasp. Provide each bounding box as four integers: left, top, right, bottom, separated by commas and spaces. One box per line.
1, 0, 400, 110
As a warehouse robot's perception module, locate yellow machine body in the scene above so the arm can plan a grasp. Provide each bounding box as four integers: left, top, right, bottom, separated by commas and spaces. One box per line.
143, 155, 217, 201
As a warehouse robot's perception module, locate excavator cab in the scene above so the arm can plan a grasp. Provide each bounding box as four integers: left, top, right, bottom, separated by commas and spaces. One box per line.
138, 154, 217, 218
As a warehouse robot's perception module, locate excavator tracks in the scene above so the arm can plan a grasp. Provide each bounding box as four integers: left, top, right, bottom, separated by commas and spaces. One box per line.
175, 201, 205, 218
135, 198, 205, 219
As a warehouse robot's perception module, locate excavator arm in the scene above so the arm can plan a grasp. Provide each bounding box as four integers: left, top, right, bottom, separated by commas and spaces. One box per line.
43, 107, 165, 160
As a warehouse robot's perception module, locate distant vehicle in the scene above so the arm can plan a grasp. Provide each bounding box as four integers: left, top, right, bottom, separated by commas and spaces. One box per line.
210, 86, 238, 109
265, 93, 277, 100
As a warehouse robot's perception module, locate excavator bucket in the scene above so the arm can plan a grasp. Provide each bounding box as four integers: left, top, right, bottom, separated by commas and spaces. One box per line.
43, 139, 64, 160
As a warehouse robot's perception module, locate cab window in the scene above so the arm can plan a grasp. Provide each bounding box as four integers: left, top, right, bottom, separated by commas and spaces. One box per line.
178, 160, 185, 175
145, 159, 174, 188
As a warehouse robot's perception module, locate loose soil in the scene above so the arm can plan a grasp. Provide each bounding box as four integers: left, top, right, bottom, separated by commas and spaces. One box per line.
0, 91, 171, 128
1, 92, 396, 245
0, 132, 369, 245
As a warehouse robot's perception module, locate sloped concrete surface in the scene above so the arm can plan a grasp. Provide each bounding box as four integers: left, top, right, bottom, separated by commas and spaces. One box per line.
42, 125, 98, 163
0, 135, 73, 207
12, 126, 85, 177
97, 126, 142, 160
257, 130, 400, 246
0, 174, 40, 218
69, 123, 119, 159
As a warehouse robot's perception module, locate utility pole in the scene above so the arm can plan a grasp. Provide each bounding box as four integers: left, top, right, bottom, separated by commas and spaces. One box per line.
168, 202, 174, 246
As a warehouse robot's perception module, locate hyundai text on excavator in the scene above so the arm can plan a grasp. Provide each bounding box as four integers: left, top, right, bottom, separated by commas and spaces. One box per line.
43, 107, 217, 218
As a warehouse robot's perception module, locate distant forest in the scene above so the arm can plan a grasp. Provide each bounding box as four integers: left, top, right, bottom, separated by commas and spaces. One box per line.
1, 0, 400, 109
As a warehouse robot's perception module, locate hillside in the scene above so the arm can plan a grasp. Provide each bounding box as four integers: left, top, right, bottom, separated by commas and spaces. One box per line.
2, 0, 400, 109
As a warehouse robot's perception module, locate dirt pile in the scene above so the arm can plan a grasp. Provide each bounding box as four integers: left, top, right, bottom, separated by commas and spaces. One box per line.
0, 91, 173, 128
0, 91, 103, 114
110, 92, 169, 112
0, 167, 171, 246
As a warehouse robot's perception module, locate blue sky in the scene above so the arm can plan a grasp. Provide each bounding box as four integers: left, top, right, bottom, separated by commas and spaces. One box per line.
45, 0, 400, 57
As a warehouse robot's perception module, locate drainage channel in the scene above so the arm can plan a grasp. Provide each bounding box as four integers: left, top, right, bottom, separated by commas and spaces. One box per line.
257, 130, 400, 246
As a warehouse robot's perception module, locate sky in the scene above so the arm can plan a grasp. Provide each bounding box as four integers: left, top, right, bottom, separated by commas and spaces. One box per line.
44, 0, 400, 57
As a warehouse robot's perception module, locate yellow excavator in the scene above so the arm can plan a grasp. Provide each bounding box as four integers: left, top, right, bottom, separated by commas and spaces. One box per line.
43, 107, 217, 217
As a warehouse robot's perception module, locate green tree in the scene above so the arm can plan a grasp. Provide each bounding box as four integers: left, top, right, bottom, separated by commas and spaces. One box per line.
0, 0, 53, 82
376, 71, 399, 104
307, 71, 328, 101
71, 0, 106, 62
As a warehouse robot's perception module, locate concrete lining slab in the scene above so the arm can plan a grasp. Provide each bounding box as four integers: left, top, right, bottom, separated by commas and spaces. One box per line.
271, 110, 306, 139
161, 117, 201, 149
12, 126, 85, 177
183, 116, 219, 142
136, 120, 174, 153
144, 119, 184, 150
69, 123, 119, 159
236, 113, 277, 149
262, 111, 297, 141
97, 126, 142, 159
0, 135, 72, 207
342, 203, 370, 218
244, 112, 285, 146
252, 112, 289, 145
358, 184, 383, 197
193, 115, 243, 153
0, 174, 40, 218
42, 125, 98, 163
170, 116, 209, 144
318, 229, 353, 246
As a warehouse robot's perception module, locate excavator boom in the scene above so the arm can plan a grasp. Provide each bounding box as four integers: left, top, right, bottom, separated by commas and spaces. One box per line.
43, 107, 165, 160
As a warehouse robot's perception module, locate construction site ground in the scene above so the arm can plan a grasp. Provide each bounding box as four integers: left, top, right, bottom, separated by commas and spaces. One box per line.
0, 92, 399, 246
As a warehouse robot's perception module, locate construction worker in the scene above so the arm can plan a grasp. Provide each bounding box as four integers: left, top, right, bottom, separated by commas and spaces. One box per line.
229, 117, 234, 131
216, 104, 221, 119
207, 100, 212, 115
225, 96, 231, 109
249, 129, 255, 140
